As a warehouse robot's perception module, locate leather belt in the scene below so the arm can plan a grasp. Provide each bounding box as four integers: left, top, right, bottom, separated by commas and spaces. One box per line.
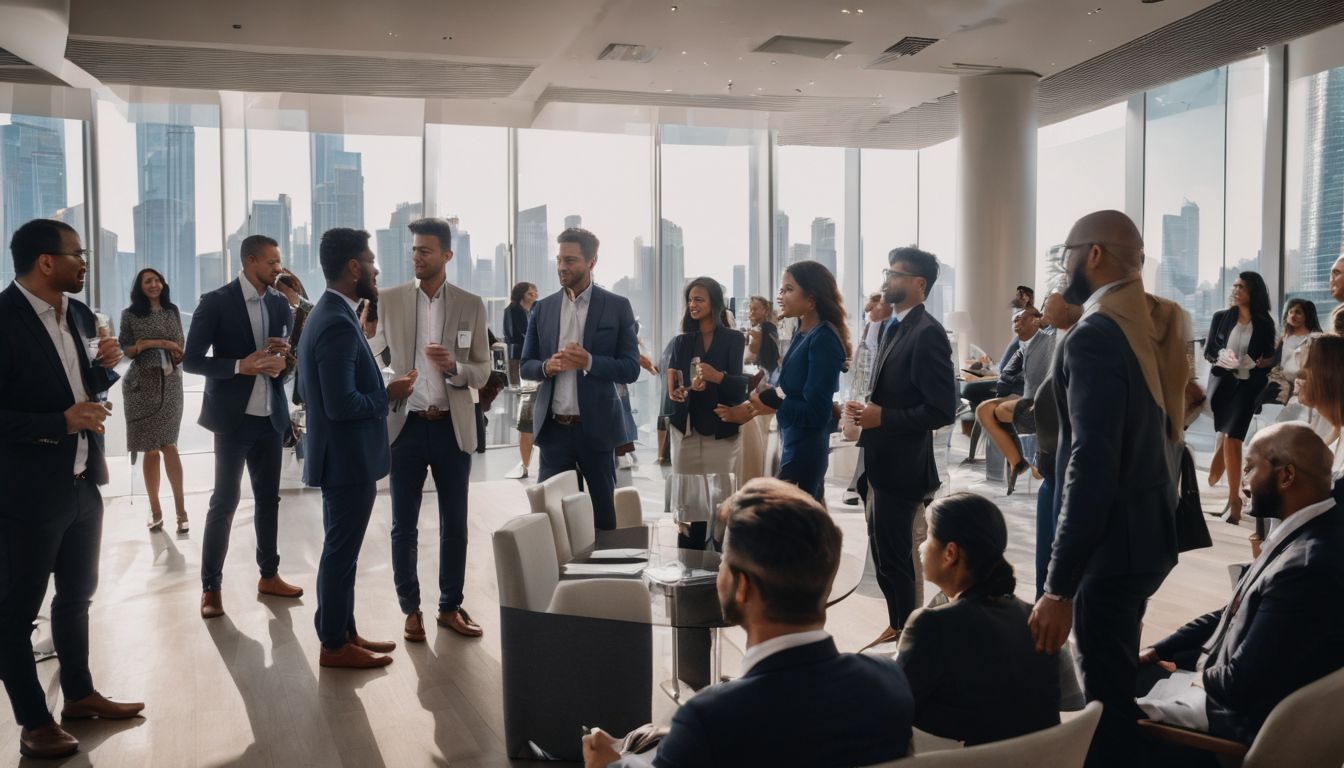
552, 414, 581, 425
410, 406, 450, 422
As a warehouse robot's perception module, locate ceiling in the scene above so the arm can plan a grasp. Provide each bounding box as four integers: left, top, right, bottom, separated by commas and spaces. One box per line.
1, 0, 1342, 147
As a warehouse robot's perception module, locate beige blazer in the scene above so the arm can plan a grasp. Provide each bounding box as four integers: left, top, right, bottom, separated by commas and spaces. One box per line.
372, 280, 492, 451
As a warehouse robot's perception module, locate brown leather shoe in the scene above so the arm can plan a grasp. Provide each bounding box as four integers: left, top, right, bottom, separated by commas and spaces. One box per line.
860, 626, 901, 652
350, 634, 396, 654
404, 611, 426, 643
319, 643, 392, 669
19, 721, 78, 759
437, 608, 484, 638
60, 692, 145, 720
201, 590, 224, 619
257, 575, 303, 598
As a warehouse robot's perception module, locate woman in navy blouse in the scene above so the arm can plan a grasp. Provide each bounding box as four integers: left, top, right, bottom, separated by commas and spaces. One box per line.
718, 260, 849, 501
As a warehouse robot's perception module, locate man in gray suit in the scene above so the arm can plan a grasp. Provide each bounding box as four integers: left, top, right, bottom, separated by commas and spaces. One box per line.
364, 218, 493, 643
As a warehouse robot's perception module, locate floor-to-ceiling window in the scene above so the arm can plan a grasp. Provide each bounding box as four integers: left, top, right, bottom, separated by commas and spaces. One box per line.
859, 148, 919, 302
1284, 62, 1344, 319
0, 110, 87, 294
917, 138, 959, 324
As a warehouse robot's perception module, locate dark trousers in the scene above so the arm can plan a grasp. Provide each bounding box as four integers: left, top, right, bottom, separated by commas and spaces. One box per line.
390, 415, 473, 615
1074, 571, 1170, 768
537, 421, 617, 530
315, 481, 377, 650
0, 478, 102, 728
868, 487, 922, 629
201, 415, 282, 591
1034, 472, 1057, 600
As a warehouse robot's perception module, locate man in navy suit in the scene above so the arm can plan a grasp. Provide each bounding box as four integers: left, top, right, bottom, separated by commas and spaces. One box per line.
1141, 423, 1344, 751
0, 219, 143, 759
184, 234, 303, 619
846, 247, 957, 649
582, 478, 913, 768
1029, 210, 1183, 768
298, 228, 410, 668
519, 228, 640, 530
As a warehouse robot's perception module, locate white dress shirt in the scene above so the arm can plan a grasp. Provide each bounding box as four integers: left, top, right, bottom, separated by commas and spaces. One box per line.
1081, 277, 1135, 316
238, 276, 272, 418
552, 283, 593, 416
15, 280, 90, 476
407, 281, 452, 412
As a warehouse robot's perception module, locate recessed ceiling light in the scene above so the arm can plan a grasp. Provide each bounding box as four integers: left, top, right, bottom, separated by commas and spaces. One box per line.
771, 60, 777, 65
834, 53, 843, 59
681, 50, 687, 55
1087, 7, 1102, 15
670, 4, 678, 10
664, 88, 673, 92
841, 8, 851, 13
757, 87, 764, 91
809, 80, 815, 85
856, 8, 864, 13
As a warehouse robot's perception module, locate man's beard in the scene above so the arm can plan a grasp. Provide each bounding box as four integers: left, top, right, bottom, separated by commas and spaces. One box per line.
1062, 260, 1092, 306
1248, 487, 1281, 520
719, 592, 742, 625
355, 269, 378, 301
884, 288, 906, 307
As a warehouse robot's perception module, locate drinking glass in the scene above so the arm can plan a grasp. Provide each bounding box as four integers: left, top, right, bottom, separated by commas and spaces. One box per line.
704, 474, 738, 551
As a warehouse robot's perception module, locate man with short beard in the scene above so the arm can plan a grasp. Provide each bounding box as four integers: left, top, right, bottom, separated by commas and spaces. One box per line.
581, 479, 913, 768
299, 228, 409, 668
1029, 210, 1190, 768
519, 227, 640, 530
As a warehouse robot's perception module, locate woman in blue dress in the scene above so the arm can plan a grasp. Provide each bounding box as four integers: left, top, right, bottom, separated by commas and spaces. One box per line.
717, 260, 849, 501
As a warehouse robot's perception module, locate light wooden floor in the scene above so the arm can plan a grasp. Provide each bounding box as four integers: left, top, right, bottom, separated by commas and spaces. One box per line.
0, 433, 1251, 767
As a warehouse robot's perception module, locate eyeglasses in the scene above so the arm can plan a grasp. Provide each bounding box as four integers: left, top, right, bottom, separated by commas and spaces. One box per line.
48, 249, 90, 261
883, 269, 920, 280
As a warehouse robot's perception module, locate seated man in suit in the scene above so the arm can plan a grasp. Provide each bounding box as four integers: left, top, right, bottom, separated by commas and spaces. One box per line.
582, 478, 914, 768
975, 305, 1054, 494
1138, 422, 1344, 755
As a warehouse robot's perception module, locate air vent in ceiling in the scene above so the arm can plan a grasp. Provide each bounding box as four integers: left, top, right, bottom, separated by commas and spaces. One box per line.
598, 43, 660, 63
938, 62, 1003, 73
753, 35, 850, 59
865, 36, 939, 70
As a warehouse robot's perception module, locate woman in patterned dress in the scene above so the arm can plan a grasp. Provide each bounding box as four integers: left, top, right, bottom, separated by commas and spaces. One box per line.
118, 268, 187, 532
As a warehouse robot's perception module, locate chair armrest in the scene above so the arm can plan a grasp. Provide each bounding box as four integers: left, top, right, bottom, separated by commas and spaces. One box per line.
1137, 720, 1250, 758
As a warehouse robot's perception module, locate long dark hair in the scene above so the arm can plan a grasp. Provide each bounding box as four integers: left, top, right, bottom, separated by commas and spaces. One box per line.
681, 276, 729, 334
1238, 271, 1273, 324
784, 260, 851, 356
509, 281, 536, 305
128, 268, 179, 317
927, 492, 1016, 600
1283, 298, 1322, 334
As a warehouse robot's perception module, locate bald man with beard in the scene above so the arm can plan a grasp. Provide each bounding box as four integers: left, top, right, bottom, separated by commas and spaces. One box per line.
1028, 210, 1191, 768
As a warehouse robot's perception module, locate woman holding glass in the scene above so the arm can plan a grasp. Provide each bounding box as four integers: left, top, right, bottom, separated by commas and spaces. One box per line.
667, 277, 748, 475
718, 261, 848, 502
118, 268, 187, 532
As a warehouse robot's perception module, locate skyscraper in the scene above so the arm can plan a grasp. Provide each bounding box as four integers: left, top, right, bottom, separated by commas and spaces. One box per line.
632, 235, 657, 342
249, 194, 293, 260
452, 228, 473, 289
133, 113, 197, 310
732, 265, 746, 304
1157, 200, 1200, 302
1296, 67, 1344, 304
660, 218, 686, 342
773, 211, 790, 274
811, 217, 836, 275
311, 133, 364, 245
1, 115, 67, 286
517, 204, 555, 293
789, 243, 811, 265
564, 214, 583, 230
374, 201, 425, 287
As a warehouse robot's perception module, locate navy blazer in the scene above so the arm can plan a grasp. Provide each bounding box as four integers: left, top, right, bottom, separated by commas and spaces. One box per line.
0, 284, 119, 519
182, 278, 293, 435
1047, 311, 1178, 598
1153, 503, 1344, 744
858, 304, 958, 499
653, 638, 913, 768
770, 322, 845, 465
296, 291, 389, 488
518, 284, 640, 451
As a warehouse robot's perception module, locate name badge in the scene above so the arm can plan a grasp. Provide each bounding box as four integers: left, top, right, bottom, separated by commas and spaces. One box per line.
457, 330, 472, 349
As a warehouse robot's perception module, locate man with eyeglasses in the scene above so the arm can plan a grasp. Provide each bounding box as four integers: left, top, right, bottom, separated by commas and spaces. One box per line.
0, 219, 142, 759
846, 247, 958, 650
1028, 210, 1190, 768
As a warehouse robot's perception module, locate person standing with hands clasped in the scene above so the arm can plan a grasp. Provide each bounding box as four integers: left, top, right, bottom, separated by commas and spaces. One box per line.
0, 218, 143, 760
184, 234, 303, 620
364, 217, 493, 643
519, 228, 640, 530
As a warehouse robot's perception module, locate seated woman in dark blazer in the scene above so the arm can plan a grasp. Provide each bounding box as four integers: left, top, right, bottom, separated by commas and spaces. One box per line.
896, 492, 1060, 746
1204, 271, 1276, 525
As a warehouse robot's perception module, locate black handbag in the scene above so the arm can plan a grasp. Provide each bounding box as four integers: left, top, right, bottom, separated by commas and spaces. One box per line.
1175, 445, 1212, 552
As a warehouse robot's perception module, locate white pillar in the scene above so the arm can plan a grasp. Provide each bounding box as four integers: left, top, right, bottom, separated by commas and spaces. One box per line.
956, 70, 1039, 357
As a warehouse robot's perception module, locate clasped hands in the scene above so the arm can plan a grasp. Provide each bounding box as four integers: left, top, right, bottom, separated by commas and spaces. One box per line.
545, 342, 591, 376
239, 337, 292, 378
843, 400, 882, 430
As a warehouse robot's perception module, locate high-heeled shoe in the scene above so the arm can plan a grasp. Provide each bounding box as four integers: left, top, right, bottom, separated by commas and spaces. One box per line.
176, 509, 190, 534
147, 509, 164, 532
1223, 501, 1243, 526
1207, 501, 1229, 518
1006, 461, 1031, 496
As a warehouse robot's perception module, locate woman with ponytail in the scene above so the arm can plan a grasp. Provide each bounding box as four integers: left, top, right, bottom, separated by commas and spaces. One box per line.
894, 492, 1061, 746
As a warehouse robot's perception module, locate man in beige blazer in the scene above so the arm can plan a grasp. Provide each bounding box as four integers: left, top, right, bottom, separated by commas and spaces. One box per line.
364, 217, 492, 643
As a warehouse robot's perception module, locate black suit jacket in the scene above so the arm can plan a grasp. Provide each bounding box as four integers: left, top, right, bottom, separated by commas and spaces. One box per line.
667, 327, 748, 439
896, 595, 1061, 745
857, 304, 958, 499
653, 638, 913, 768
1047, 311, 1178, 597
1202, 308, 1275, 398
0, 283, 119, 519
182, 279, 293, 435
1153, 503, 1344, 744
